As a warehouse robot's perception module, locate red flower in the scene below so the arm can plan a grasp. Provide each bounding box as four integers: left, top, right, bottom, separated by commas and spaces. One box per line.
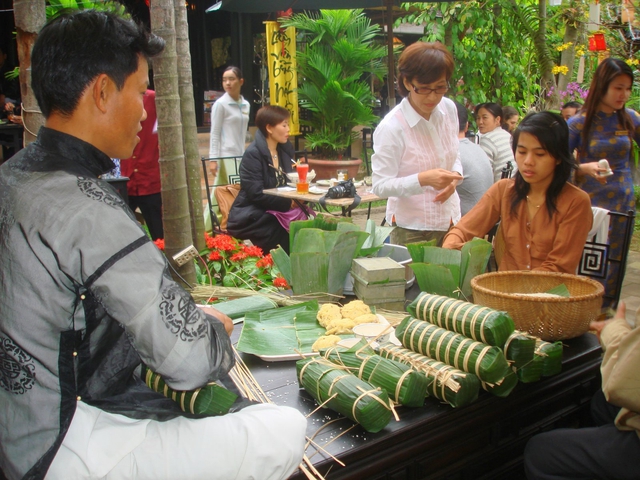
205, 235, 216, 250
211, 234, 238, 252
209, 251, 222, 261
256, 254, 274, 268
273, 276, 289, 289
153, 238, 165, 251
230, 251, 248, 262
242, 245, 264, 258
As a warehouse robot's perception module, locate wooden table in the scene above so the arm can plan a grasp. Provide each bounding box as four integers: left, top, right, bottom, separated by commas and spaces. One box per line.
235, 331, 602, 480
263, 185, 381, 217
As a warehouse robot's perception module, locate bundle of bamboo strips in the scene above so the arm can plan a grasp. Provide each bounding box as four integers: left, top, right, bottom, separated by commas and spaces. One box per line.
190, 285, 342, 306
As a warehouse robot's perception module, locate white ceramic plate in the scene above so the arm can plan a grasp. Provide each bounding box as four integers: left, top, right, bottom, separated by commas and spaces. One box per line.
315, 179, 331, 186
308, 186, 327, 195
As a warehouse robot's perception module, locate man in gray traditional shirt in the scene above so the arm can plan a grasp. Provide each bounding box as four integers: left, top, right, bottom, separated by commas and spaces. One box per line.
453, 101, 494, 216
0, 10, 306, 480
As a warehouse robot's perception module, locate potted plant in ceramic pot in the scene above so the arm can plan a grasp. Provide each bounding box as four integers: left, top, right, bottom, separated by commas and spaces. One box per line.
281, 9, 387, 180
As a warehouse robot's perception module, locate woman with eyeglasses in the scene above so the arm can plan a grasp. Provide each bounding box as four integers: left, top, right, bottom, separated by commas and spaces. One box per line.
371, 42, 462, 246
475, 102, 517, 182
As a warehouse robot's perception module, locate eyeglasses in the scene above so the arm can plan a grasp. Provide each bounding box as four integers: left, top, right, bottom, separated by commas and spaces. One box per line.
410, 83, 449, 96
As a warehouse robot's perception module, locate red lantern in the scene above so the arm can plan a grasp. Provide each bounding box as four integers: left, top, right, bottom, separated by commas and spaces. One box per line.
589, 33, 607, 52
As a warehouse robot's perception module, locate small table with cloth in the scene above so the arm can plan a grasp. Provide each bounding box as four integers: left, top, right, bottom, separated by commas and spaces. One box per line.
263, 185, 381, 217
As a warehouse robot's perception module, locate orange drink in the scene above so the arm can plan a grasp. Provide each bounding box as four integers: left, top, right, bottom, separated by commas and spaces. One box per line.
296, 163, 309, 194
296, 181, 309, 194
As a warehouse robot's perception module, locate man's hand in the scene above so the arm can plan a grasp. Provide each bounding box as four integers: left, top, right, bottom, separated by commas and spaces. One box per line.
200, 306, 234, 336
589, 301, 625, 342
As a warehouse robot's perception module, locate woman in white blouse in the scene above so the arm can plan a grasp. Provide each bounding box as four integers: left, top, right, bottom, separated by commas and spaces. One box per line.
371, 42, 462, 246
209, 66, 251, 185
475, 102, 516, 182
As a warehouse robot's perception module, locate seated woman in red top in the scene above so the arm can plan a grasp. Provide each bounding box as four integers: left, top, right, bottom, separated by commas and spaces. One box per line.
443, 111, 592, 273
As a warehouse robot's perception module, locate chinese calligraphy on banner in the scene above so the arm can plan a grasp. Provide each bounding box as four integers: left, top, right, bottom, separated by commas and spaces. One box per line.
264, 21, 300, 136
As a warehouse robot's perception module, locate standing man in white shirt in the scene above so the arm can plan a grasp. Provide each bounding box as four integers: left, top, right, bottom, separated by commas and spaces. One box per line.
372, 42, 462, 246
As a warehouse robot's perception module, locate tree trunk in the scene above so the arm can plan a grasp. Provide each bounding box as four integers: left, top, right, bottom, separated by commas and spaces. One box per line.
13, 0, 45, 145
150, 0, 196, 286
557, 23, 579, 96
174, 0, 205, 252
492, 3, 503, 95
534, 0, 558, 109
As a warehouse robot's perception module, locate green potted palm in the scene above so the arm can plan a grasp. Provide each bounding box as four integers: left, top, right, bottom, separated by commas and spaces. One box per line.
281, 9, 387, 179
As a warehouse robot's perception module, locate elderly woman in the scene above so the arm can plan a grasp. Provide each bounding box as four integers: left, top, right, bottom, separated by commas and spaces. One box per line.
227, 105, 297, 253
371, 42, 462, 246
443, 111, 592, 274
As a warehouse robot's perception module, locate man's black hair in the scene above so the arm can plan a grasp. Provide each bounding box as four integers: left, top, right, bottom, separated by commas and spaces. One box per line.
31, 9, 165, 118
561, 101, 582, 109
453, 100, 468, 133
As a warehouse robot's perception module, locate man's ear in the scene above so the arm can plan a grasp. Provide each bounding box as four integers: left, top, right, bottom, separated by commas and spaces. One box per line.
91, 73, 112, 114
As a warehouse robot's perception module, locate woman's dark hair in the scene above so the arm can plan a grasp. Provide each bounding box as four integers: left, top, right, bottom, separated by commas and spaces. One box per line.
509, 111, 576, 218
223, 66, 243, 79
474, 102, 503, 123
255, 105, 290, 137
501, 106, 519, 129
562, 101, 582, 110
397, 42, 454, 97
32, 10, 165, 118
579, 58, 634, 159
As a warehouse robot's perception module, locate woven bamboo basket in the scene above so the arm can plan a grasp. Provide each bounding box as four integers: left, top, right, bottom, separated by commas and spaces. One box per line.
470, 271, 604, 341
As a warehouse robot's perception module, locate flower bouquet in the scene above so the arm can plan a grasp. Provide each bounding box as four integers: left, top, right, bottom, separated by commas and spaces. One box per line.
197, 233, 288, 290
153, 234, 289, 291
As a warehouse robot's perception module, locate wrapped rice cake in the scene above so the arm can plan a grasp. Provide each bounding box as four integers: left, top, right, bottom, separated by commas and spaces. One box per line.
296, 356, 393, 433
321, 343, 430, 407
378, 343, 480, 408
407, 293, 515, 347
395, 317, 510, 384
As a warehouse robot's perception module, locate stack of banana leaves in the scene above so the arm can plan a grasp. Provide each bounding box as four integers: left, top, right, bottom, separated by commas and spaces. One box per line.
236, 301, 326, 356
271, 214, 394, 296
211, 295, 279, 322
407, 238, 492, 300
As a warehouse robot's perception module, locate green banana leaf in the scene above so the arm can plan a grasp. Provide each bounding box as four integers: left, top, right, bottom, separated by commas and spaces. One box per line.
237, 300, 321, 356
459, 238, 492, 299
406, 240, 437, 263
357, 219, 396, 257
410, 264, 458, 298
